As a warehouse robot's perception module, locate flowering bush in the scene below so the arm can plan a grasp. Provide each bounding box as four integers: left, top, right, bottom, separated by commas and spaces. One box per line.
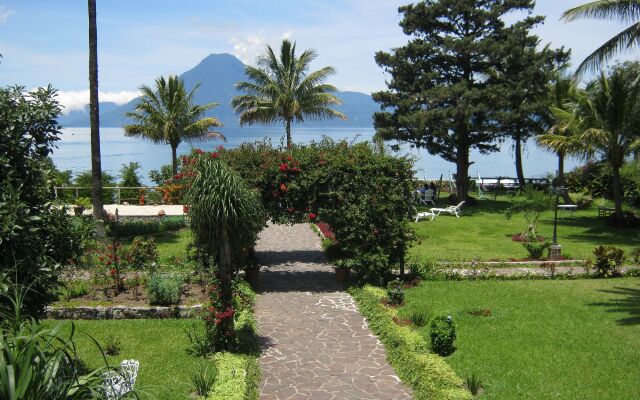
96, 242, 130, 293
203, 275, 236, 351
161, 140, 415, 283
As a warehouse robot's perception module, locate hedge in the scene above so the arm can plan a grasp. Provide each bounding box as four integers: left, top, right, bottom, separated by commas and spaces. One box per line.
207, 285, 260, 400
349, 285, 471, 400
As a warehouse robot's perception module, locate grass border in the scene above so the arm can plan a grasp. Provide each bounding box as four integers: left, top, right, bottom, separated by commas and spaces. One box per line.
349, 285, 471, 400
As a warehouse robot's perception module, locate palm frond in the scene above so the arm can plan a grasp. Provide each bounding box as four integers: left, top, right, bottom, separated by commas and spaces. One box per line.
562, 0, 640, 24
574, 21, 640, 76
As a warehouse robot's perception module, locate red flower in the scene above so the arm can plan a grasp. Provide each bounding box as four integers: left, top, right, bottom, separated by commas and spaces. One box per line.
195, 148, 204, 155
211, 152, 220, 158
280, 183, 288, 192
279, 163, 288, 172
173, 173, 183, 180
110, 268, 116, 276
183, 205, 190, 214
287, 155, 293, 161
308, 213, 317, 221
216, 145, 224, 151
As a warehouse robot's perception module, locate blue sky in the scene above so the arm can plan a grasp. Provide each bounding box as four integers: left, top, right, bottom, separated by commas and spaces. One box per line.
1, 0, 638, 112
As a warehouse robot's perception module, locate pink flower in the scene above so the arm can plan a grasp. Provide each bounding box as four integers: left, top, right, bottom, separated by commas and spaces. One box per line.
211, 152, 220, 158
308, 213, 317, 221
279, 163, 288, 172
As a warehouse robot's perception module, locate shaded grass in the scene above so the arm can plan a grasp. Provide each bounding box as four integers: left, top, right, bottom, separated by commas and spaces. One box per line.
400, 278, 640, 399
410, 196, 639, 262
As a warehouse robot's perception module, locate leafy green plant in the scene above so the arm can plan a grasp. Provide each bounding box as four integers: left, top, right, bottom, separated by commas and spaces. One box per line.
505, 186, 554, 240
60, 280, 89, 301
523, 240, 551, 259
190, 363, 218, 396
147, 273, 184, 305
104, 334, 122, 356
74, 196, 92, 208
465, 373, 483, 396
386, 279, 405, 305
0, 285, 120, 399
430, 315, 457, 356
592, 245, 625, 277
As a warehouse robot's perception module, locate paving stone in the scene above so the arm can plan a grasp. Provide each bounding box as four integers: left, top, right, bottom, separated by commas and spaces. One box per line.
255, 223, 412, 399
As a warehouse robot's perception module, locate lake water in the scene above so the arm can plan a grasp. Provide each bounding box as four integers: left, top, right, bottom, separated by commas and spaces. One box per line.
51, 127, 579, 186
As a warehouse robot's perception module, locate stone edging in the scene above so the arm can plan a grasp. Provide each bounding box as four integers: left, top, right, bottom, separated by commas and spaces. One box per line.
46, 304, 202, 320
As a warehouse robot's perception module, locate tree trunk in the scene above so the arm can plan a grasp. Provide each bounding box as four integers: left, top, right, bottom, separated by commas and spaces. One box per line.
171, 142, 178, 175
88, 0, 105, 228
217, 226, 235, 350
286, 119, 292, 148
557, 151, 572, 204
455, 147, 470, 201
611, 164, 624, 224
514, 133, 525, 191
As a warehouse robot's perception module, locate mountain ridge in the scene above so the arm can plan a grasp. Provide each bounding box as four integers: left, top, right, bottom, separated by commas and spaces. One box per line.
58, 53, 378, 128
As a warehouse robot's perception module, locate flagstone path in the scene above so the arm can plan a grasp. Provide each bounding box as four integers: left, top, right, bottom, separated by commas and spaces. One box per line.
254, 223, 412, 400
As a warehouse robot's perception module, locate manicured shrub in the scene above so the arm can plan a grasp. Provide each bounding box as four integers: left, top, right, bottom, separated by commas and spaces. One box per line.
386, 279, 405, 305
522, 240, 551, 259
430, 315, 457, 356
592, 245, 625, 277
147, 273, 183, 305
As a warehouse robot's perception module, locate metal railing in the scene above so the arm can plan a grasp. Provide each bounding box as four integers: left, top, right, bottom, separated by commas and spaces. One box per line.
53, 186, 162, 205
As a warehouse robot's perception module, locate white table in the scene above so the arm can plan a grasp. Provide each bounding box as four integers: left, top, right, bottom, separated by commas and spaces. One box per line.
557, 204, 578, 216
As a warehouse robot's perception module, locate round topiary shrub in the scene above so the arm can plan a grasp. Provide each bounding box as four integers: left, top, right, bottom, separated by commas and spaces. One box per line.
430, 315, 457, 356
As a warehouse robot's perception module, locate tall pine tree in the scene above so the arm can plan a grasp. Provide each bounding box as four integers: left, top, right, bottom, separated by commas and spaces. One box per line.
495, 23, 570, 189
374, 0, 558, 200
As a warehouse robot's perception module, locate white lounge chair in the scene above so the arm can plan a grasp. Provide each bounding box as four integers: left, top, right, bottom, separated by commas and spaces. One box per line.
430, 201, 465, 218
415, 210, 436, 222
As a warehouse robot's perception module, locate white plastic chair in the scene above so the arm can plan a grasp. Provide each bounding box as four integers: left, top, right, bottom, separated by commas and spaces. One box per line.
103, 359, 139, 400
415, 210, 436, 222
430, 201, 466, 218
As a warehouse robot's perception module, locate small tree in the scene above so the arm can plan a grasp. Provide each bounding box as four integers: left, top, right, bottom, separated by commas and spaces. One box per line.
186, 157, 266, 351
505, 186, 555, 240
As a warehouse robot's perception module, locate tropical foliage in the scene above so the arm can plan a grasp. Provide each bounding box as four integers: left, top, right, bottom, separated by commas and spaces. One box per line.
0, 85, 78, 317
232, 39, 345, 147
124, 75, 224, 174
186, 156, 267, 351
539, 62, 640, 224
166, 139, 415, 283
562, 0, 640, 76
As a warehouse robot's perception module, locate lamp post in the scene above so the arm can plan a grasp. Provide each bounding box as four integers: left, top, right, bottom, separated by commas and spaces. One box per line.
550, 185, 564, 259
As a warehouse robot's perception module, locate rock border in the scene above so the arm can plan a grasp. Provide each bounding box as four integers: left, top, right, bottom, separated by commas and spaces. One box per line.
46, 304, 202, 320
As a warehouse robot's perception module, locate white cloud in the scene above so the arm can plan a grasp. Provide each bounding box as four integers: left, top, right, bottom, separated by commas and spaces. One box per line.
230, 32, 268, 65
56, 90, 140, 114
0, 6, 15, 23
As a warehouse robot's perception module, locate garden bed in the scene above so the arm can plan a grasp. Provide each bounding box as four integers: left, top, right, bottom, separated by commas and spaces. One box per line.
54, 283, 208, 307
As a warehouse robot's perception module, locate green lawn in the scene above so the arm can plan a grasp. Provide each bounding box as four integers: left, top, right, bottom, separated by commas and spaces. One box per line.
50, 319, 206, 400
399, 278, 640, 399
411, 196, 639, 262
117, 228, 193, 262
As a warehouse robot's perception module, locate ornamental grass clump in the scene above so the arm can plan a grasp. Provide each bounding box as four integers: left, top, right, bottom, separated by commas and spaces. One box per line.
186, 156, 267, 352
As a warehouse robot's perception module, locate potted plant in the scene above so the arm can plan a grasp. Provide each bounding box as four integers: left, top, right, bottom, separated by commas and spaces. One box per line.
73, 197, 92, 216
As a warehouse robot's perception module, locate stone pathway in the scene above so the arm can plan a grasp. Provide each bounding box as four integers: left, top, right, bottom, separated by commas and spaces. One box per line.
255, 224, 412, 400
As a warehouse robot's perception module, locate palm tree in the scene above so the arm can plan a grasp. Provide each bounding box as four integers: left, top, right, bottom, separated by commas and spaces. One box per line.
88, 0, 105, 225
124, 76, 224, 175
232, 39, 346, 148
541, 66, 640, 223
537, 76, 586, 203
578, 67, 640, 222
562, 1, 640, 76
